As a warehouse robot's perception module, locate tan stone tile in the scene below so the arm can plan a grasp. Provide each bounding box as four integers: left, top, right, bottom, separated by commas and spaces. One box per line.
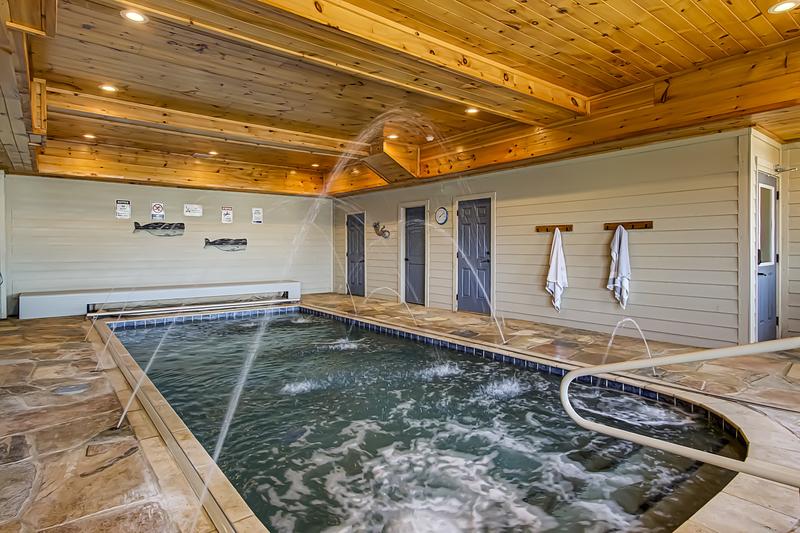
0, 461, 35, 524
138, 438, 215, 533
0, 363, 33, 387
690, 492, 797, 533
672, 519, 721, 533
126, 410, 159, 440
233, 515, 269, 532
43, 501, 177, 532
25, 438, 158, 529
723, 474, 800, 518
32, 410, 121, 456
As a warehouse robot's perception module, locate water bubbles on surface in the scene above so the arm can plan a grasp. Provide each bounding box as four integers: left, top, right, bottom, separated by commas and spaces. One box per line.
290, 317, 314, 324
417, 362, 462, 380
281, 379, 325, 395
314, 338, 364, 351
478, 378, 530, 400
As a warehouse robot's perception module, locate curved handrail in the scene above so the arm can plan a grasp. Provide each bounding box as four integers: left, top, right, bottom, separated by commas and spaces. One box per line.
560, 337, 800, 488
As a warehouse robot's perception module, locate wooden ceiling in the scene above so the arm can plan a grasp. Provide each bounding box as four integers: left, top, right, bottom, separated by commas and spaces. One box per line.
1, 0, 799, 196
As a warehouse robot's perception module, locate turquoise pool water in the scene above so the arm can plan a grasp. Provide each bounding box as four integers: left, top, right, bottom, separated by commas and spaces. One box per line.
116, 312, 739, 532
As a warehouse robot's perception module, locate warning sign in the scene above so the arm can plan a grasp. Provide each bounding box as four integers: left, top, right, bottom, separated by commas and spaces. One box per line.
151, 202, 165, 222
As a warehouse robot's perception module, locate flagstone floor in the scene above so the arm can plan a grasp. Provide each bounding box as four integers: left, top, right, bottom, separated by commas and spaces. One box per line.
1, 299, 798, 532
0, 317, 209, 533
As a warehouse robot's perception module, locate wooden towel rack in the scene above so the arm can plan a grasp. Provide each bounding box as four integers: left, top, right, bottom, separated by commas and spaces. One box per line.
536, 224, 573, 233
603, 221, 653, 230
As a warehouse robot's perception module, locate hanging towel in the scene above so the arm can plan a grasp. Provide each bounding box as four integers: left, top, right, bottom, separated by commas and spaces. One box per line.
546, 228, 568, 312
607, 225, 631, 309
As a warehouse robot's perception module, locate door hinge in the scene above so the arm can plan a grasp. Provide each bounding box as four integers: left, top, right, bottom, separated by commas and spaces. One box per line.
456, 293, 459, 300
777, 253, 780, 264
776, 190, 780, 201
776, 316, 780, 326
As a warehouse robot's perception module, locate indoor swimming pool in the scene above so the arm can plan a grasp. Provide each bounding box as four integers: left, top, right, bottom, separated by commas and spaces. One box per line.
115, 311, 741, 532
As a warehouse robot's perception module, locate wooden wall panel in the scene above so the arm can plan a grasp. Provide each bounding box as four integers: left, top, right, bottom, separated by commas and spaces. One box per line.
333, 135, 743, 347
4, 175, 333, 313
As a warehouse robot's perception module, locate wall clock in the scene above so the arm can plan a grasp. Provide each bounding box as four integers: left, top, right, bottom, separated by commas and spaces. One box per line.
434, 207, 448, 225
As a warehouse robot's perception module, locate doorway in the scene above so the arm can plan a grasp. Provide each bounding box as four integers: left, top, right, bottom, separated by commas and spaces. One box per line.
456, 197, 492, 314
346, 213, 365, 297
404, 206, 426, 305
756, 172, 778, 341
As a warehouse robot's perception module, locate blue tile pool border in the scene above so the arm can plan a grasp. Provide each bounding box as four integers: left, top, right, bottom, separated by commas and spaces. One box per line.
106, 304, 747, 449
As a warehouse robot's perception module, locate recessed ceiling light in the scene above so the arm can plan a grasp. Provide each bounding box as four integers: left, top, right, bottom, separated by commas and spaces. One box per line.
290, 170, 297, 175
425, 135, 435, 142
208, 151, 218, 156
120, 9, 149, 23
768, 0, 798, 12
311, 163, 320, 168
99, 84, 118, 92
465, 107, 479, 114
83, 133, 96, 139
386, 133, 399, 140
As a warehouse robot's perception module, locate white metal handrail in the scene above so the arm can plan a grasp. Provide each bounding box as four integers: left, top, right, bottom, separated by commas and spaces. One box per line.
560, 337, 800, 488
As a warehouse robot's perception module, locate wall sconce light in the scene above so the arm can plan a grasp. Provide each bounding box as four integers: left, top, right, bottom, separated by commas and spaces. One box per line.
373, 221, 390, 239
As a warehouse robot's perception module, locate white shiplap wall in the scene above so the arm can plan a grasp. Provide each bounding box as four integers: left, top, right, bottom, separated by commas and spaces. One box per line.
5, 176, 333, 314
334, 135, 744, 347
783, 143, 800, 337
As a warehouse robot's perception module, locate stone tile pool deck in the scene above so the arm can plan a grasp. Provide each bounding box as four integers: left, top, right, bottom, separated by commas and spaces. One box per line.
1, 296, 798, 532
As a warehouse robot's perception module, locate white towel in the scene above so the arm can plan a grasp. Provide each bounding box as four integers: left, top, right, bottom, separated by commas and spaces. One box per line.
546, 228, 568, 312
607, 225, 631, 309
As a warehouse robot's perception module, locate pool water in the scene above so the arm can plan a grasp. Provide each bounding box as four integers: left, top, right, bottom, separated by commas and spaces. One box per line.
116, 312, 740, 532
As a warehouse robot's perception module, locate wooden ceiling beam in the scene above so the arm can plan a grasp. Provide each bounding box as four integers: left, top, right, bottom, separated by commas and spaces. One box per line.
0, 1, 33, 171
252, 0, 587, 116
324, 162, 387, 196
36, 140, 325, 196
6, 0, 57, 37
417, 40, 800, 179
46, 87, 369, 158
112, 0, 581, 125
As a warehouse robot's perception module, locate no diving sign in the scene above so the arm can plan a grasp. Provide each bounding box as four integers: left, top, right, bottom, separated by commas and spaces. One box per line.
151, 202, 165, 221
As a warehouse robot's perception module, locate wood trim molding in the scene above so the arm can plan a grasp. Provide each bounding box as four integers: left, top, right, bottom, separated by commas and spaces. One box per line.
417, 40, 800, 180
46, 87, 368, 157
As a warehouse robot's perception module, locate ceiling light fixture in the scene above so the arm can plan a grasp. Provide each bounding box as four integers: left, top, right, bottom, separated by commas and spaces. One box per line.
465, 107, 479, 114
99, 84, 118, 92
208, 151, 218, 156
386, 133, 399, 140
768, 0, 798, 12
425, 135, 435, 142
311, 163, 320, 168
120, 9, 149, 23
83, 133, 96, 139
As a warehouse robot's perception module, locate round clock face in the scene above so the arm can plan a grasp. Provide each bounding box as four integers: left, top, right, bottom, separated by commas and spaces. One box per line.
435, 207, 448, 225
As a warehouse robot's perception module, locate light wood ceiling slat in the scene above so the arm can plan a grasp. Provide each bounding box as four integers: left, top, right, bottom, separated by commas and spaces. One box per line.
38, 140, 325, 195
46, 88, 370, 157
245, 0, 588, 115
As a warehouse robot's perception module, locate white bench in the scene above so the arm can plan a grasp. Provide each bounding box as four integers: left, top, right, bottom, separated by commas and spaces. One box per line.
18, 280, 301, 319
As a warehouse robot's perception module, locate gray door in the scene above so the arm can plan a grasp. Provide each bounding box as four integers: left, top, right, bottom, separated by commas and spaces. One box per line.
757, 172, 778, 341
405, 206, 426, 305
457, 198, 491, 314
346, 213, 365, 297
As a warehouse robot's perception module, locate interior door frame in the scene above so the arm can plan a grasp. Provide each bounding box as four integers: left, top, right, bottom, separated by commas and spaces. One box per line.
756, 170, 780, 341
398, 200, 430, 305
344, 210, 367, 296
451, 192, 496, 313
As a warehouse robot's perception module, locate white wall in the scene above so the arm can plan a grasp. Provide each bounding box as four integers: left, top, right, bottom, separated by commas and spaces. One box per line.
783, 142, 800, 337
334, 134, 748, 348
5, 176, 333, 314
